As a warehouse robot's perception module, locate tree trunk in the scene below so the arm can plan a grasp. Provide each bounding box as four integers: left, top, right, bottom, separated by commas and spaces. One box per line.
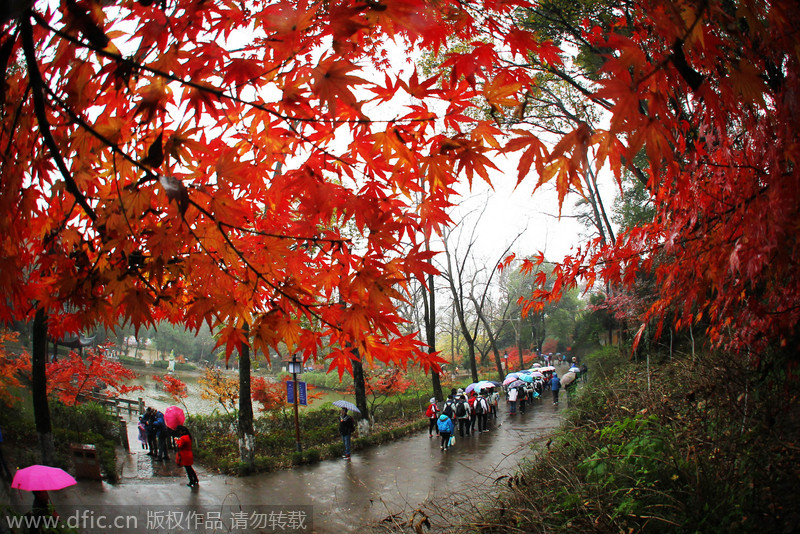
352, 354, 369, 422
424, 271, 443, 401
467, 344, 478, 383
32, 308, 55, 465
237, 323, 254, 468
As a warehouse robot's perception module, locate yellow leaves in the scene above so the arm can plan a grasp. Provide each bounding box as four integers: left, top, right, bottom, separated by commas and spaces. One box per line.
679, 4, 704, 49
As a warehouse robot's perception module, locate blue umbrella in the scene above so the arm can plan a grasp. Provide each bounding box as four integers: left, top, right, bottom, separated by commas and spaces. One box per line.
508, 380, 525, 389
517, 373, 534, 383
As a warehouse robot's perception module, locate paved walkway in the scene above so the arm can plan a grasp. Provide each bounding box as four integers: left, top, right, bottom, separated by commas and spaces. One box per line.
2, 373, 574, 533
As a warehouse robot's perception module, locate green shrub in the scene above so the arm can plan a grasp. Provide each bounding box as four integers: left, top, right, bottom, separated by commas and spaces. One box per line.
583, 345, 625, 380
254, 456, 279, 472
303, 448, 321, 464
118, 355, 147, 367
326, 442, 343, 458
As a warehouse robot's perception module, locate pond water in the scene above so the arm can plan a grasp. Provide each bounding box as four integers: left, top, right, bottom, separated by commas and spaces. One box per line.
123, 367, 356, 417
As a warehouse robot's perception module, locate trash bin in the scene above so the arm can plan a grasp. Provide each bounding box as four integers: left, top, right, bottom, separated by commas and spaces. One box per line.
71, 444, 102, 480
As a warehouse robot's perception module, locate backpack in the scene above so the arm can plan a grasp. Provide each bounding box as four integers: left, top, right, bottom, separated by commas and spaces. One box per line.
475, 398, 485, 414
455, 400, 467, 418
425, 403, 437, 418
443, 401, 454, 418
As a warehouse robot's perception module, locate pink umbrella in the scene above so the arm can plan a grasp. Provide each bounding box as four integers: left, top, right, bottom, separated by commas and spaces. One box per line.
164, 405, 186, 429
12, 465, 77, 491
502, 375, 519, 386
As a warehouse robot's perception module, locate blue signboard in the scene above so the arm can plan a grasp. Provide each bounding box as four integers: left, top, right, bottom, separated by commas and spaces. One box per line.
286, 381, 307, 406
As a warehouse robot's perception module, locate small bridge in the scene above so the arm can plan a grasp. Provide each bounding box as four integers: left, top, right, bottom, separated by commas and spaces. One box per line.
76, 392, 145, 417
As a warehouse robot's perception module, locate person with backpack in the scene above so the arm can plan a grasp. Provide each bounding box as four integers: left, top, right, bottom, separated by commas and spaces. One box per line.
144, 407, 158, 457
489, 387, 499, 419
474, 391, 490, 432
425, 397, 440, 437
468, 391, 479, 434
442, 394, 456, 422
507, 385, 518, 415
436, 414, 455, 451
455, 393, 471, 437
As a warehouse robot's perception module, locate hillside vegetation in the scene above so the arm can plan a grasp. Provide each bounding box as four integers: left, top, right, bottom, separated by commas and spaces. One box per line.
382, 347, 800, 533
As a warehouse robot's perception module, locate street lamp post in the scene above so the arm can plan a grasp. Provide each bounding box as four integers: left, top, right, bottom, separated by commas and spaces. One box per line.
288, 354, 302, 452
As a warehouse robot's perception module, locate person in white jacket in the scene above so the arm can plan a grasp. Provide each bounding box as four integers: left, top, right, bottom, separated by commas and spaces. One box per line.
507, 386, 518, 415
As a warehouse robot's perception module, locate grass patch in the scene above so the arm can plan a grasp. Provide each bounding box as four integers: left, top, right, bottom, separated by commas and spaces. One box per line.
189, 398, 428, 475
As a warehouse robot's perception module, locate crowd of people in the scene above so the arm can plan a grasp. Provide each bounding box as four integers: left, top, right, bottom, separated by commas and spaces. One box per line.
137, 407, 198, 487
426, 386, 500, 451
425, 358, 588, 451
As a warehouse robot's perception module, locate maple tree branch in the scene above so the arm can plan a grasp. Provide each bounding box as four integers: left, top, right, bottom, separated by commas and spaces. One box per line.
21, 13, 97, 223
32, 11, 437, 130
44, 85, 160, 187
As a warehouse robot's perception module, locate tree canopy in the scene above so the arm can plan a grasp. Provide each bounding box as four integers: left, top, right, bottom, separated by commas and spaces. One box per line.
2, 0, 797, 381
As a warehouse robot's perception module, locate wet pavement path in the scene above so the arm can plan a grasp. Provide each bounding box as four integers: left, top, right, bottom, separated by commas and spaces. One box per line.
3, 394, 568, 533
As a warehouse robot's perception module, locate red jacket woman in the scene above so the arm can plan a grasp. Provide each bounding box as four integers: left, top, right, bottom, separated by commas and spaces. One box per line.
174, 426, 198, 487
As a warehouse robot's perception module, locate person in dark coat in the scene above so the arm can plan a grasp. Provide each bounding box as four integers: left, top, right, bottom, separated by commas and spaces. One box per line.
144, 408, 158, 457
338, 408, 356, 460
154, 411, 169, 461
174, 425, 198, 488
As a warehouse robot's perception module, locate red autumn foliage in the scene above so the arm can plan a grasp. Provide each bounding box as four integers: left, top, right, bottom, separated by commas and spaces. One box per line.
0, 0, 796, 379
514, 1, 800, 357
46, 345, 143, 406
0, 331, 28, 407
251, 376, 321, 413
152, 374, 188, 405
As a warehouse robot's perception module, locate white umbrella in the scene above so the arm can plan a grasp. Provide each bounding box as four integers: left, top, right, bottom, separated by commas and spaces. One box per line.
332, 400, 361, 414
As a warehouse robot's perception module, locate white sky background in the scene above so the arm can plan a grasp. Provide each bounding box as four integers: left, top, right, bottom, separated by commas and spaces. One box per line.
368, 40, 615, 268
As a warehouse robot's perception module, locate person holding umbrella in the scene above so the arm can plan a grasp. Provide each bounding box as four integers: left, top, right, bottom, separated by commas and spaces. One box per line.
12, 465, 77, 527
338, 408, 356, 460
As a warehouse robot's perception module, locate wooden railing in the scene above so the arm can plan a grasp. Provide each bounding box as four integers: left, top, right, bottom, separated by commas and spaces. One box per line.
76, 392, 145, 417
